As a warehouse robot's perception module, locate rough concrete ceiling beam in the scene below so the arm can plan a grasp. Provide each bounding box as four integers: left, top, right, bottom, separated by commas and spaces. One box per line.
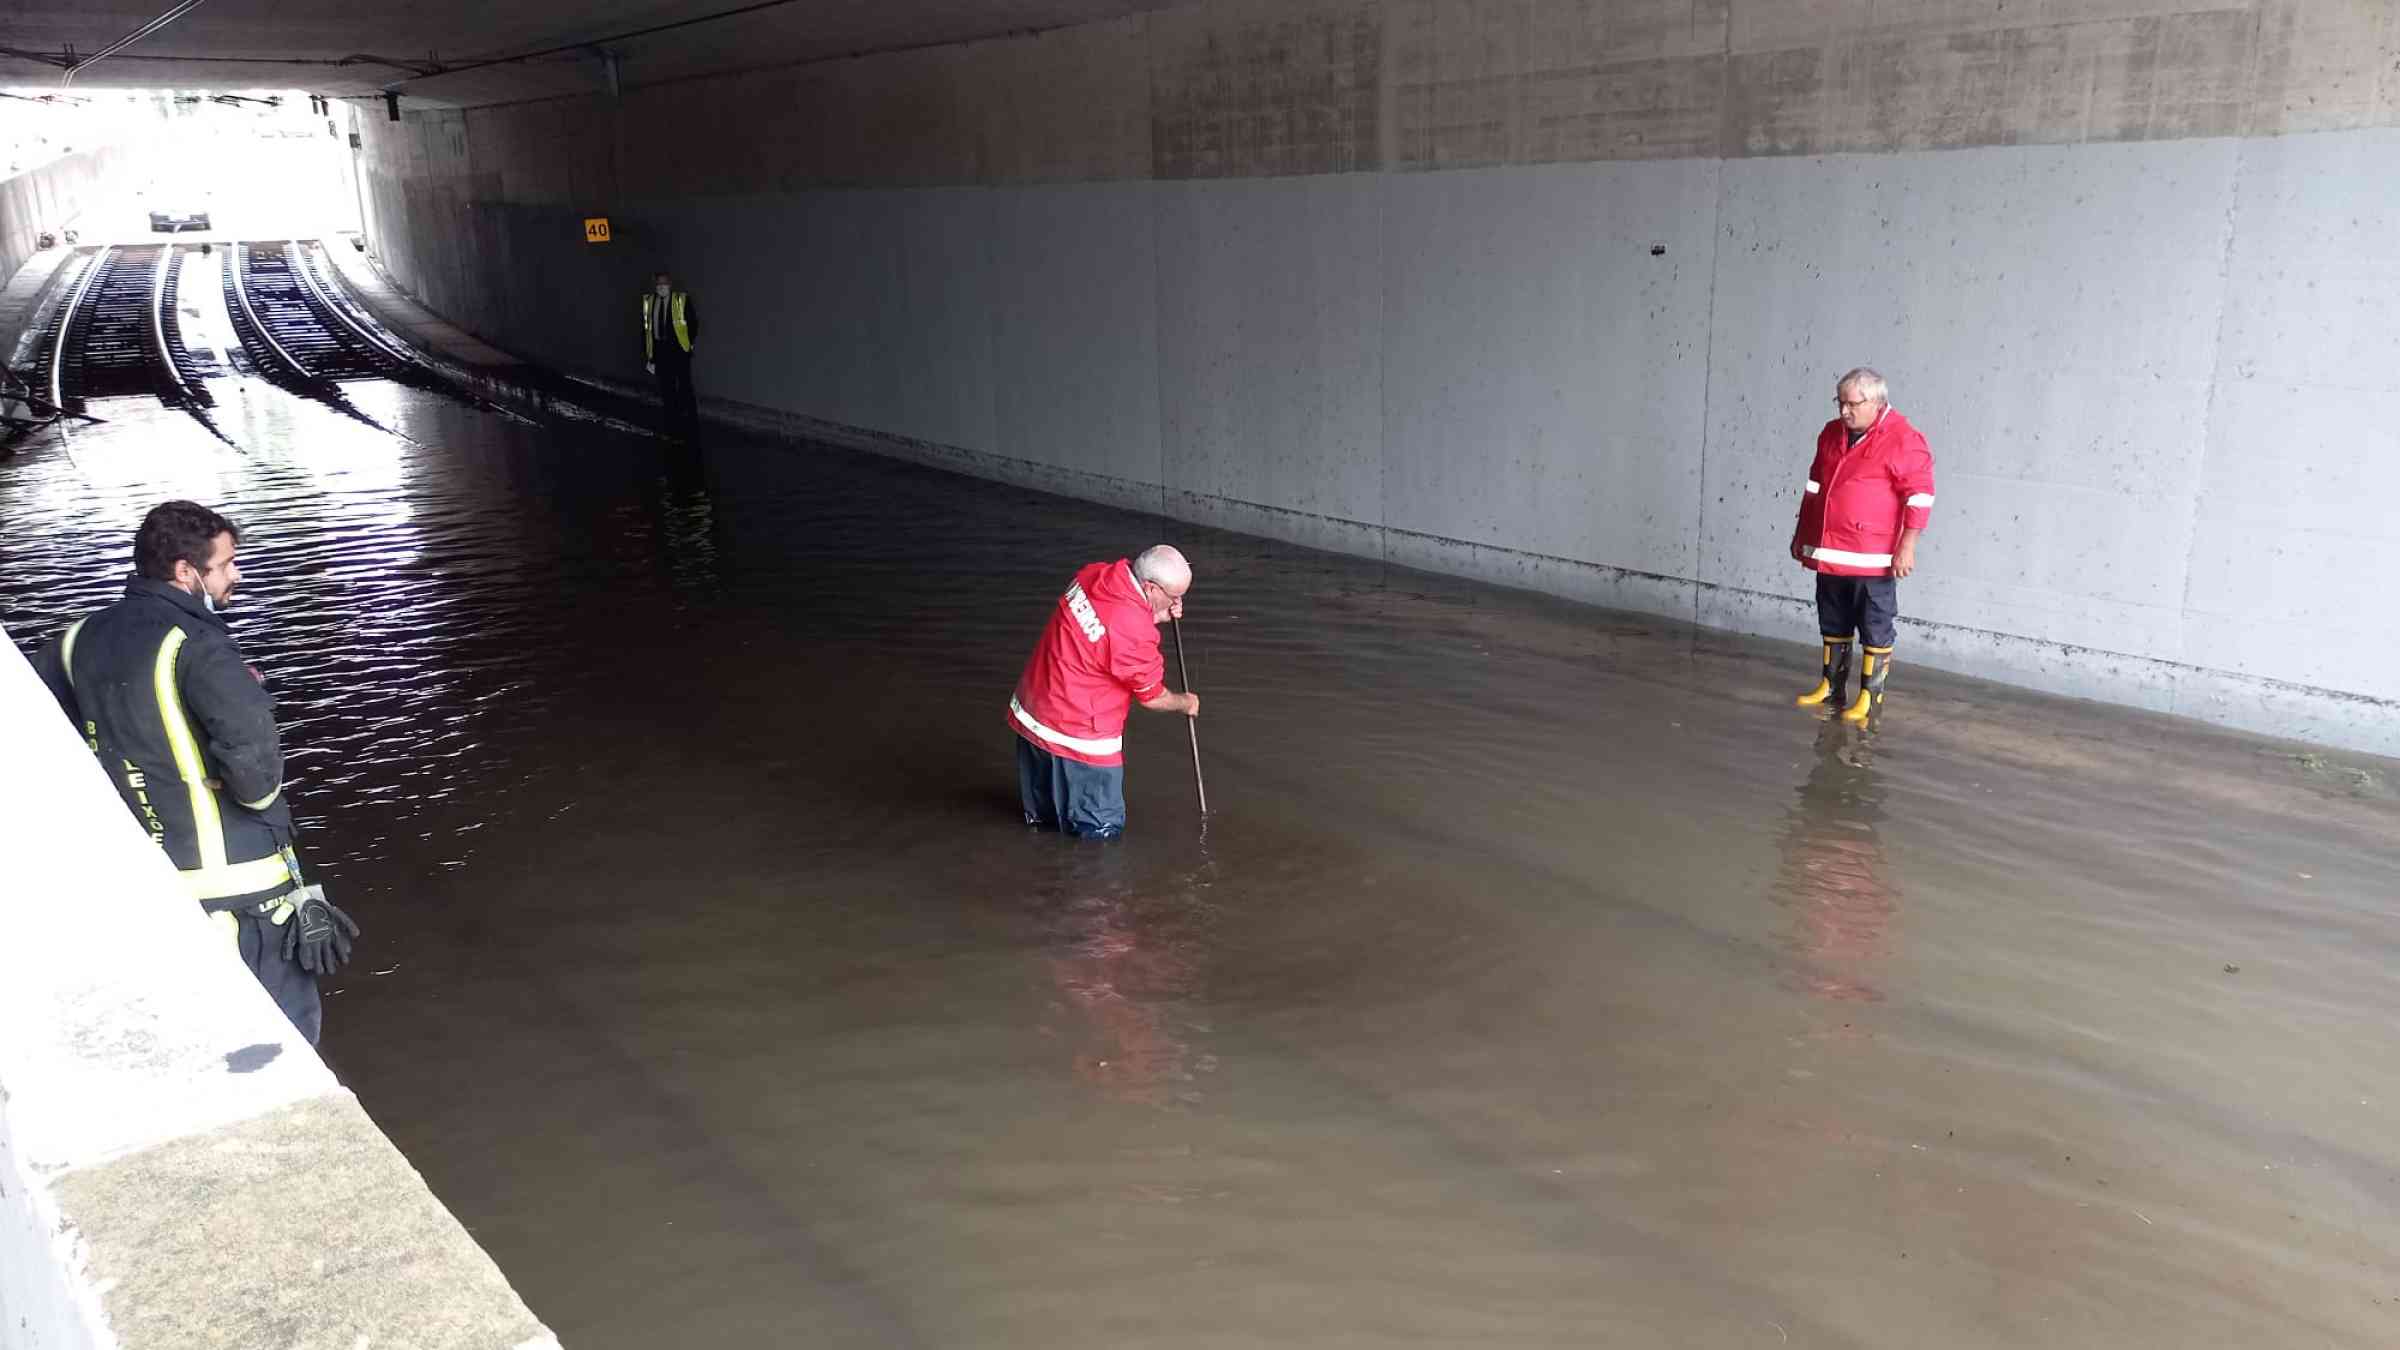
61, 0, 215, 87
0, 0, 1185, 107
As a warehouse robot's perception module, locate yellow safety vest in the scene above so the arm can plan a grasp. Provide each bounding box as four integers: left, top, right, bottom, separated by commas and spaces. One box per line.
53, 613, 294, 907
642, 291, 692, 358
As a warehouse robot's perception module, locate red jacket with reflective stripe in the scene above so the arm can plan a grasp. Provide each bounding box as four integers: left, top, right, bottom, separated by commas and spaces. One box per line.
1792, 409, 1936, 578
1009, 560, 1165, 768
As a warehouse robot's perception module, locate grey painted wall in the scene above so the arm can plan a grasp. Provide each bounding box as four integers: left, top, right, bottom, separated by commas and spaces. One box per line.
350, 2, 2400, 755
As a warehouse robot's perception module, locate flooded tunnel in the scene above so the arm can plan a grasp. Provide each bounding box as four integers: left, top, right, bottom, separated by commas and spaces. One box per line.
4, 3, 2400, 1349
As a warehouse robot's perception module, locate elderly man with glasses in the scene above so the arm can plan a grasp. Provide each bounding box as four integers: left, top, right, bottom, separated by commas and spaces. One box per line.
1008, 544, 1201, 839
1789, 367, 1937, 722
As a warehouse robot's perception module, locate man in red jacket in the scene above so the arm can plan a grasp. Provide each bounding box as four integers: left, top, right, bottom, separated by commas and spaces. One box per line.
1009, 545, 1201, 839
1790, 368, 1936, 722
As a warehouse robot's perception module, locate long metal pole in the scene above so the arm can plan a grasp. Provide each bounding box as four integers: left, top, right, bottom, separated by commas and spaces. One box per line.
1170, 616, 1206, 815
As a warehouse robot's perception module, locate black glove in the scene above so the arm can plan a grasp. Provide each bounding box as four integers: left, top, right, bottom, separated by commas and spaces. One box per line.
270, 884, 360, 974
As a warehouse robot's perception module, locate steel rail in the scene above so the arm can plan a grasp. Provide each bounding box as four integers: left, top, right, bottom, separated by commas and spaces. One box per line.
229, 242, 314, 381
147, 242, 193, 401
47, 246, 112, 411
284, 240, 416, 369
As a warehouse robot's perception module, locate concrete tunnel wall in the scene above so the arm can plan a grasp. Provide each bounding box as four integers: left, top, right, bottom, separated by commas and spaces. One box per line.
351, 0, 2400, 755
0, 145, 144, 306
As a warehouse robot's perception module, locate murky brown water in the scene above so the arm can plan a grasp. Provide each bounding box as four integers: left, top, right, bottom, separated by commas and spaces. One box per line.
5, 381, 2398, 1348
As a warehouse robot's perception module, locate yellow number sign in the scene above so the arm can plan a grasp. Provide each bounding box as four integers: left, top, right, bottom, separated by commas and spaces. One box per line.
584, 217, 611, 244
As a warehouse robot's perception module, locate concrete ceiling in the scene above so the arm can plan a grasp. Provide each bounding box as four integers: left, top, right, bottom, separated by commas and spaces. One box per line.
0, 0, 1178, 107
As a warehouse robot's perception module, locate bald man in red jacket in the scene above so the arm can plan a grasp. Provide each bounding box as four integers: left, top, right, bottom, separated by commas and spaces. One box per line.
1009, 545, 1201, 838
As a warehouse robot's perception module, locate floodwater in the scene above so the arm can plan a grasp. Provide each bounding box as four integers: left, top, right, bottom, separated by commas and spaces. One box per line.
4, 378, 2398, 1349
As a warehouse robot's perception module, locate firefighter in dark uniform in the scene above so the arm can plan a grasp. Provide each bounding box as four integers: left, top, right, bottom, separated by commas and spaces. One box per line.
643, 269, 699, 438
32, 501, 356, 1044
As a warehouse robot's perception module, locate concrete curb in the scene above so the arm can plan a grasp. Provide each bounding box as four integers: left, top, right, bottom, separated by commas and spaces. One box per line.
0, 633, 563, 1350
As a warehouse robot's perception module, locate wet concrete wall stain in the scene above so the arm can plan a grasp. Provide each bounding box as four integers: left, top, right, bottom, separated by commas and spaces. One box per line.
1150, 2, 1384, 178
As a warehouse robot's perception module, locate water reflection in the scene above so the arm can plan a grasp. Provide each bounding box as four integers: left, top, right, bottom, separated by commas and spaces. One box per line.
1039, 848, 1219, 1109
646, 442, 722, 601
1769, 721, 1899, 1005
176, 249, 237, 376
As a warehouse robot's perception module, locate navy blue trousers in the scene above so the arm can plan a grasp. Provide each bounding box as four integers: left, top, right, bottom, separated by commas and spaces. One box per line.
1017, 737, 1127, 839
1814, 573, 1898, 649
216, 906, 323, 1045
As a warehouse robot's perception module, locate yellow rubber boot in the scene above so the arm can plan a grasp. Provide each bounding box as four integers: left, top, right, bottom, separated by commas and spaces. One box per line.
1842, 647, 1891, 722
1797, 639, 1850, 707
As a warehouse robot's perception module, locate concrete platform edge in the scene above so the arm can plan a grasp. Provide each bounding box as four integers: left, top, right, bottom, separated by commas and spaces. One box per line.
0, 633, 562, 1350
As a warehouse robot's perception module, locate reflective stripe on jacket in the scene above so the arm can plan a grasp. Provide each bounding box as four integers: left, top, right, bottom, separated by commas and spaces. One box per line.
1793, 409, 1936, 578
642, 291, 693, 358
1008, 560, 1165, 768
32, 579, 296, 909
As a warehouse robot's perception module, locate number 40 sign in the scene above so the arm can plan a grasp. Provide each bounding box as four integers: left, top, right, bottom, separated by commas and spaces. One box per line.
583, 217, 611, 244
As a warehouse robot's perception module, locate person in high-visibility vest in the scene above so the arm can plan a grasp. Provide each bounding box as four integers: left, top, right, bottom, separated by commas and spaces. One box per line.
32, 501, 358, 1044
642, 269, 700, 438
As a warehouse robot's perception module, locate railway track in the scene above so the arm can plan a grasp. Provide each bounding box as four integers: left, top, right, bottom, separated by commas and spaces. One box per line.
44, 243, 202, 413
28, 238, 432, 435
226, 240, 422, 389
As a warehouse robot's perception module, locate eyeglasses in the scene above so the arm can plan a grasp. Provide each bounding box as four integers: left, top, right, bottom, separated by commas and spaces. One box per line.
1836, 397, 1875, 411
